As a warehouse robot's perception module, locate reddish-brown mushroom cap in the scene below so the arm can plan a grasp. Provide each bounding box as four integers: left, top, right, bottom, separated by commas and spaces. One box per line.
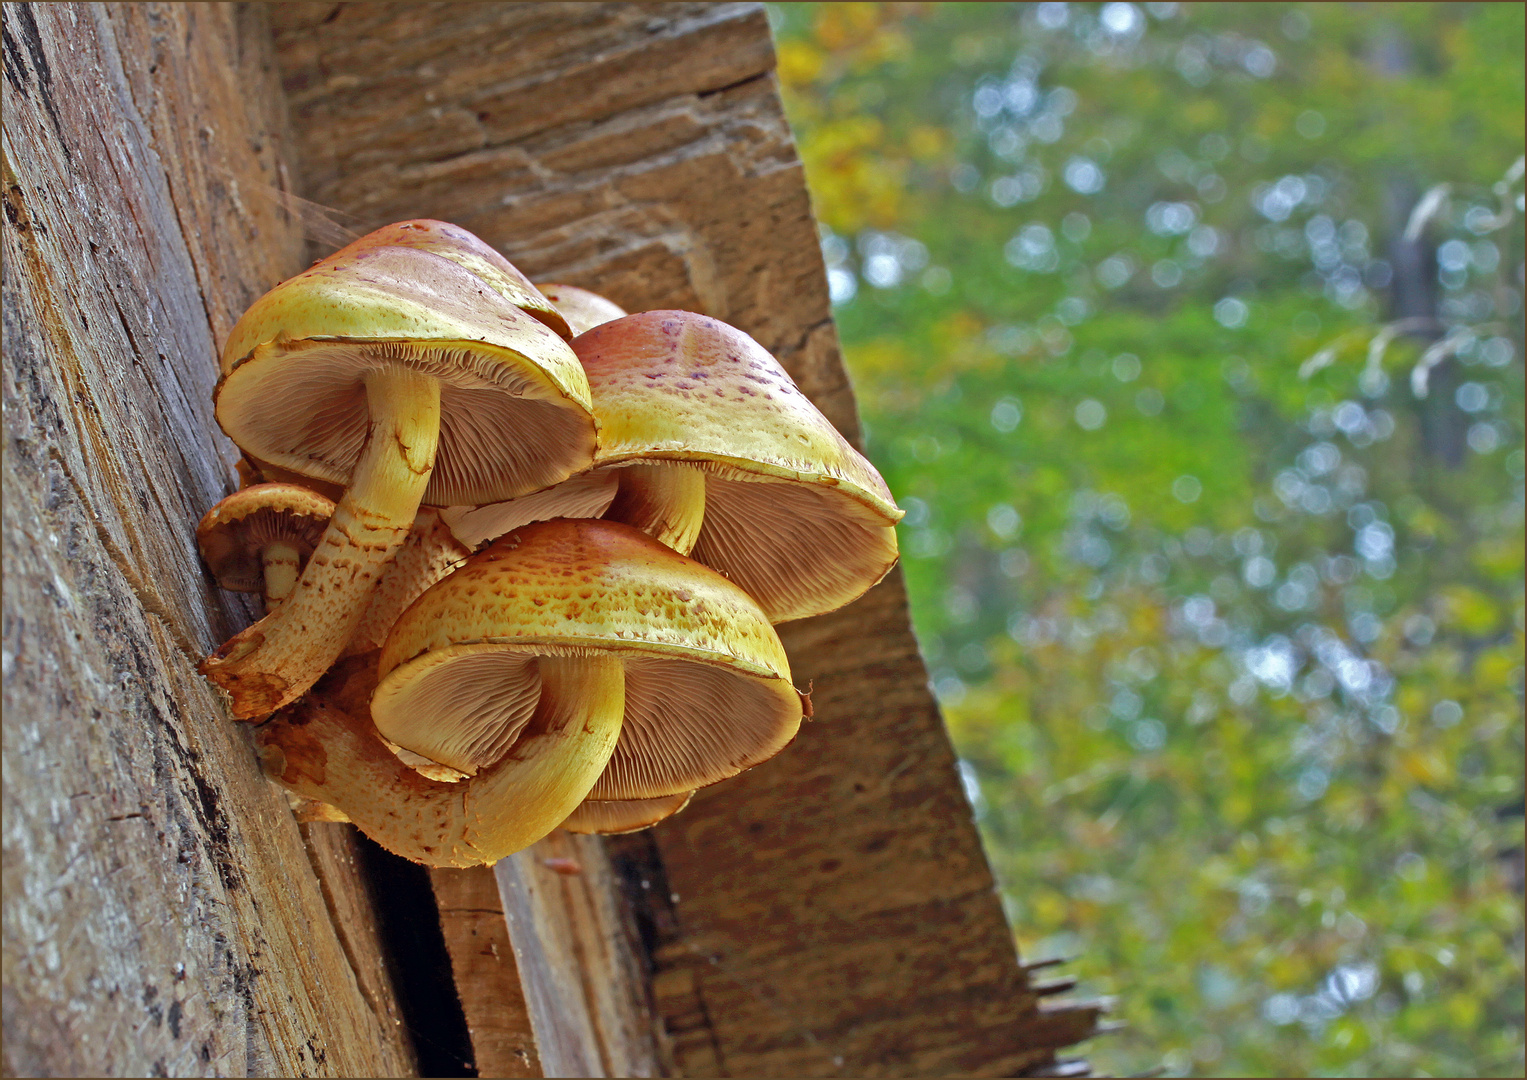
196, 482, 334, 600
574, 310, 904, 623
374, 519, 804, 800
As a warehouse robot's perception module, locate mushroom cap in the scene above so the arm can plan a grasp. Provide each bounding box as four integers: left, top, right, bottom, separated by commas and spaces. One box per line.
196, 482, 335, 592
216, 227, 596, 506
333, 220, 571, 340
574, 310, 904, 622
374, 518, 802, 800
561, 791, 693, 835
534, 283, 627, 336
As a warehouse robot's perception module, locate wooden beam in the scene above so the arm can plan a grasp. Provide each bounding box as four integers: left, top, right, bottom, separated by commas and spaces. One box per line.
428, 865, 541, 1079
2, 4, 414, 1074
492, 833, 665, 1078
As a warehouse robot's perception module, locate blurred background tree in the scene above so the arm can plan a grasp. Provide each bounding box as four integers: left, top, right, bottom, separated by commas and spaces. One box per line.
770, 3, 1524, 1075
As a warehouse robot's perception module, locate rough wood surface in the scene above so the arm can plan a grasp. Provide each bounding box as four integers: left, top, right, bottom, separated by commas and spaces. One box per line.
264, 3, 1103, 1076
429, 865, 541, 1079
493, 834, 665, 1079
2, 4, 413, 1075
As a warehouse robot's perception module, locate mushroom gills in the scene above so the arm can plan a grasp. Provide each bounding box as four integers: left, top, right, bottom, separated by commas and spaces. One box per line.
562, 791, 694, 835
590, 654, 799, 800
692, 471, 901, 623
439, 468, 619, 551
374, 647, 546, 775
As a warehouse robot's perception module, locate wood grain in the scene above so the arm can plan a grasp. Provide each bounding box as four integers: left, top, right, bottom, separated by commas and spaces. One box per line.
2, 4, 413, 1075
493, 833, 664, 1078
429, 865, 541, 1079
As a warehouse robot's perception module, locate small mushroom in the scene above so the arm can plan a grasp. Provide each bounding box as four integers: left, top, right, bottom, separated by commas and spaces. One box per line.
533, 282, 627, 336
561, 791, 694, 835
202, 221, 596, 718
575, 310, 905, 622
196, 483, 335, 609
256, 519, 803, 864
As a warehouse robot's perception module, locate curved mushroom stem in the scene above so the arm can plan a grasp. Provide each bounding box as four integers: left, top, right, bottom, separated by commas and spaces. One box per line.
261, 540, 303, 609
256, 655, 625, 866
604, 463, 706, 554
203, 368, 441, 718
343, 508, 468, 658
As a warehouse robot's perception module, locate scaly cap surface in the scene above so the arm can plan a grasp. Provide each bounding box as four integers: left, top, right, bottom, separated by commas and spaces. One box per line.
575, 311, 904, 621
576, 311, 899, 521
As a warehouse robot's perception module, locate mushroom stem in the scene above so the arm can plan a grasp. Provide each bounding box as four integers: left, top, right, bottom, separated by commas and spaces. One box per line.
605, 463, 706, 554
203, 368, 441, 718
261, 540, 303, 609
257, 654, 625, 866
343, 508, 467, 658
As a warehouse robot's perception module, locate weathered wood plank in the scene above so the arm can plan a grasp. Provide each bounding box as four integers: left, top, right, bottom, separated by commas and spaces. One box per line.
428, 865, 541, 1079
493, 834, 663, 1078
2, 4, 413, 1075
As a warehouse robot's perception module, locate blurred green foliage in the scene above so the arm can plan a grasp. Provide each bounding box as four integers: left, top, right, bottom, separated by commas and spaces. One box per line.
771, 3, 1524, 1076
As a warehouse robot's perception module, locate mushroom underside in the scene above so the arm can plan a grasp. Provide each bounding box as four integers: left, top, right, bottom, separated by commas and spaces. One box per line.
203, 514, 325, 592
439, 468, 619, 550
692, 472, 901, 623
562, 790, 693, 834
220, 343, 593, 505
373, 646, 798, 799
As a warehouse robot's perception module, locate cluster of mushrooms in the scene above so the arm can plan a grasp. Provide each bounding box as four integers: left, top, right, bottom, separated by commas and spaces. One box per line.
195, 220, 902, 868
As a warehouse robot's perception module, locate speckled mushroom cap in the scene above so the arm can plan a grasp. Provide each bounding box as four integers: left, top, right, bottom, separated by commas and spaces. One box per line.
373, 518, 803, 800
534, 283, 627, 336
575, 310, 904, 622
561, 791, 694, 835
196, 482, 334, 592
216, 225, 595, 506
332, 220, 572, 339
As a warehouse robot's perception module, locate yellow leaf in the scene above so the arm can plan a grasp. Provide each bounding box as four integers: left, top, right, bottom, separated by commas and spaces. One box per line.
777, 40, 825, 88
1401, 748, 1451, 786
1438, 585, 1501, 636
